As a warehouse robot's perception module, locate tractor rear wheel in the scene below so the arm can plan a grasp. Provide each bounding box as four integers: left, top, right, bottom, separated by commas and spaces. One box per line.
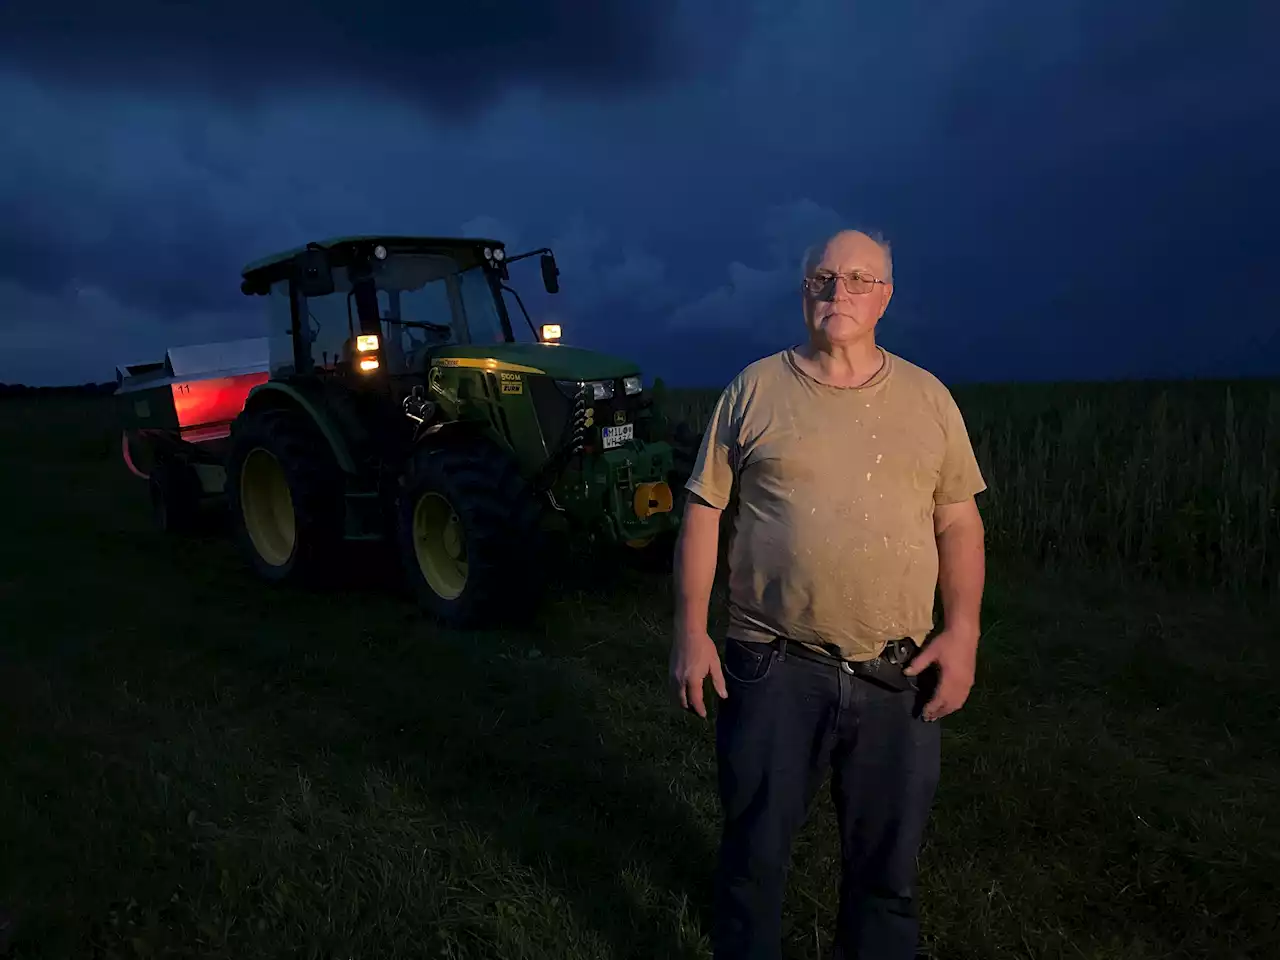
225, 408, 344, 585
149, 458, 202, 535
396, 440, 546, 628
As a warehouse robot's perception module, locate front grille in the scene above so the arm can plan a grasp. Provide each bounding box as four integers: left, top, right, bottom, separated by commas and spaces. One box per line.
530, 377, 651, 456
528, 376, 572, 453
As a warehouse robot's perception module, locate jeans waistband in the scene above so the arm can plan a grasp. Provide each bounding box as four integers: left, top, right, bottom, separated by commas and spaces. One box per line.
758, 636, 921, 690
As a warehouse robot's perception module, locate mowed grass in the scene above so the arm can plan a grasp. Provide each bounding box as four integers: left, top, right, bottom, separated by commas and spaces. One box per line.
1, 390, 1278, 959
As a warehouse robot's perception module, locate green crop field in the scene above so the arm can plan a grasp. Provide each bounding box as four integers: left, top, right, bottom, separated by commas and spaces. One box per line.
1, 382, 1278, 959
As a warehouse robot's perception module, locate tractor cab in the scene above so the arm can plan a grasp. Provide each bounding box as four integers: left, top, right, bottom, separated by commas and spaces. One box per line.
238, 236, 561, 390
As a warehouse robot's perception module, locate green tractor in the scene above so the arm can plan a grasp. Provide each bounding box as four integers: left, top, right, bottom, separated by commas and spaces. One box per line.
118, 235, 683, 626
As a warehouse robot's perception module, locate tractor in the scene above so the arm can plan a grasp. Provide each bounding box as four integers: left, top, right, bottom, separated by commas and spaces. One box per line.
116, 235, 684, 626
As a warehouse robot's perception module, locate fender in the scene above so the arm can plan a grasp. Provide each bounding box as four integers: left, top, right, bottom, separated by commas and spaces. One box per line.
239, 381, 359, 474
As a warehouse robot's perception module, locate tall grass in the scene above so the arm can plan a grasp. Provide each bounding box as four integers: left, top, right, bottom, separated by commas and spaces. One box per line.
657, 379, 1280, 600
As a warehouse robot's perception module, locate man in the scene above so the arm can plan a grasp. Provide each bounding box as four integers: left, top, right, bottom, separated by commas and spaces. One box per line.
669, 228, 987, 960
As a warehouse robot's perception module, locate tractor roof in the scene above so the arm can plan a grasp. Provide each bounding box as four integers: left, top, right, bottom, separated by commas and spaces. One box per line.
240, 235, 504, 292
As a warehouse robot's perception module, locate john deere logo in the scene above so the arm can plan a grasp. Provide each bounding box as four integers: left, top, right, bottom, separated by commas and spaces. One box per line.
614, 410, 627, 425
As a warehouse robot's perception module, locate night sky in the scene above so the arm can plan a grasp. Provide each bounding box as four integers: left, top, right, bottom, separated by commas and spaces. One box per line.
1, 1, 1276, 388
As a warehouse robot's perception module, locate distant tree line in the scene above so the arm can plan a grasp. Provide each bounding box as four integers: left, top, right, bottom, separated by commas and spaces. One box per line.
0, 381, 119, 397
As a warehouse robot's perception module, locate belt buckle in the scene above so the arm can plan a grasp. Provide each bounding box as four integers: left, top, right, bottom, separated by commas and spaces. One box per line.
840, 660, 855, 675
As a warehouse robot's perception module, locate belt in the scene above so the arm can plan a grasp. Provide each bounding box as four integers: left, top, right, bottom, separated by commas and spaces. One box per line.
761, 635, 922, 692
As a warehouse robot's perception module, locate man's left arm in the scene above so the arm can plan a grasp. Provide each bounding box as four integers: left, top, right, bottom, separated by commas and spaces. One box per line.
904, 392, 988, 721
935, 498, 986, 641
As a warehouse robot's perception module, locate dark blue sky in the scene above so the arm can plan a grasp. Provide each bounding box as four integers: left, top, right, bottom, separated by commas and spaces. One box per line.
1, 0, 1276, 388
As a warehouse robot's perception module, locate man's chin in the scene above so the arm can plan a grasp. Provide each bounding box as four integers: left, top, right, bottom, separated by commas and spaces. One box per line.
819, 316, 869, 341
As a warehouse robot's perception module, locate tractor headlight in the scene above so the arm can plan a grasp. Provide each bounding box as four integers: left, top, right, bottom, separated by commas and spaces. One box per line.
552, 379, 616, 401
622, 375, 643, 396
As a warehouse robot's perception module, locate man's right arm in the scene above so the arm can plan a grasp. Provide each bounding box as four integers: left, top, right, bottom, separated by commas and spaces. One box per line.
673, 494, 722, 639
670, 493, 727, 716
668, 384, 739, 717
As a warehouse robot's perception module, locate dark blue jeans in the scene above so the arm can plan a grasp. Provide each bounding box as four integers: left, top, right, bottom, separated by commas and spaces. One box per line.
711, 636, 942, 960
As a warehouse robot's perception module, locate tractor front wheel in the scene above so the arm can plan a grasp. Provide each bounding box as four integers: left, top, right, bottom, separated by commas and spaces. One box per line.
225, 409, 344, 585
396, 441, 546, 628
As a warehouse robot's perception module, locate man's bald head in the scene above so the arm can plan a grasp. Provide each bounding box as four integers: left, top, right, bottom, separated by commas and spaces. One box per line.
801, 229, 893, 284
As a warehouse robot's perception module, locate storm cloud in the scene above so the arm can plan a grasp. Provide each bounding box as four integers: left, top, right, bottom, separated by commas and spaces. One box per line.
0, 0, 1276, 387
0, 0, 736, 115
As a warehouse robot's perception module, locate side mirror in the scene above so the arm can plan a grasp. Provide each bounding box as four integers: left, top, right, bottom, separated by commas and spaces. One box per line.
540, 252, 560, 294
295, 249, 334, 297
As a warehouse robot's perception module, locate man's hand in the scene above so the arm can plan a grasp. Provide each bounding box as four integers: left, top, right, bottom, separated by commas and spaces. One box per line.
669, 627, 728, 718
904, 626, 979, 722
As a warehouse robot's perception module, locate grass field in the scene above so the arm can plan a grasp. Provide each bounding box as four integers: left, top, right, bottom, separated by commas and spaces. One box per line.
2, 384, 1278, 959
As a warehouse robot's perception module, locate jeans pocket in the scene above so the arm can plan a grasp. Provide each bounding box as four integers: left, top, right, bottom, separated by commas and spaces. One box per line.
721, 638, 775, 684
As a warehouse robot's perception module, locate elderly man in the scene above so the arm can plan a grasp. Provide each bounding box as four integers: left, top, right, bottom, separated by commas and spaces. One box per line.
669, 228, 987, 959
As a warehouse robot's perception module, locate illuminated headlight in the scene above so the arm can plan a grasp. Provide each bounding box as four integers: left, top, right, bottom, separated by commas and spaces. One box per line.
622, 375, 643, 396
358, 357, 379, 372
589, 380, 615, 401
356, 334, 380, 352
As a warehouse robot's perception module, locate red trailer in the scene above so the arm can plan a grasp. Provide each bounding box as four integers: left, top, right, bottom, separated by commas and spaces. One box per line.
115, 338, 270, 531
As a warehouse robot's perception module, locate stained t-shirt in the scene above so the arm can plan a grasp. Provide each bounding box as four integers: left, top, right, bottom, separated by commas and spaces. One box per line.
685, 347, 987, 661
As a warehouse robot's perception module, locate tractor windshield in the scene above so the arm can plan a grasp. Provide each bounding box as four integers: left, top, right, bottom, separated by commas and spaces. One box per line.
285, 252, 513, 378
455, 265, 509, 345
374, 256, 456, 374
374, 256, 509, 374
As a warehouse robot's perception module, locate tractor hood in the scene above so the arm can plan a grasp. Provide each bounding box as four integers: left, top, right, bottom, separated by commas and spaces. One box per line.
432, 343, 641, 382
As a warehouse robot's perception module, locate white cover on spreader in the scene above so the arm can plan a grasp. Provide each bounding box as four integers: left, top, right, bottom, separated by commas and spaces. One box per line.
165, 337, 270, 379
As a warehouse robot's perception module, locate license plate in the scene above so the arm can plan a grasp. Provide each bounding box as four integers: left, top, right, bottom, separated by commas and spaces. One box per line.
602, 423, 633, 449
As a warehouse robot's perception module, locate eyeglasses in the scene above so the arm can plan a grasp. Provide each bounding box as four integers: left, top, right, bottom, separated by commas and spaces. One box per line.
803, 271, 887, 298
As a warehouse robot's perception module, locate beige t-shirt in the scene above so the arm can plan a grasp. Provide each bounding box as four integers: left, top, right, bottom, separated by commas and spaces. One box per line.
685, 347, 987, 661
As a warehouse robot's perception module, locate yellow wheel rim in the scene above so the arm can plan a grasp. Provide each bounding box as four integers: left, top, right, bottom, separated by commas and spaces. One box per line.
240, 447, 296, 567
412, 492, 468, 600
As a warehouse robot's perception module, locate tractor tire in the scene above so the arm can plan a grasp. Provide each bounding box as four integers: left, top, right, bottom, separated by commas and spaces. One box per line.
225, 408, 344, 586
149, 458, 202, 535
395, 439, 546, 628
